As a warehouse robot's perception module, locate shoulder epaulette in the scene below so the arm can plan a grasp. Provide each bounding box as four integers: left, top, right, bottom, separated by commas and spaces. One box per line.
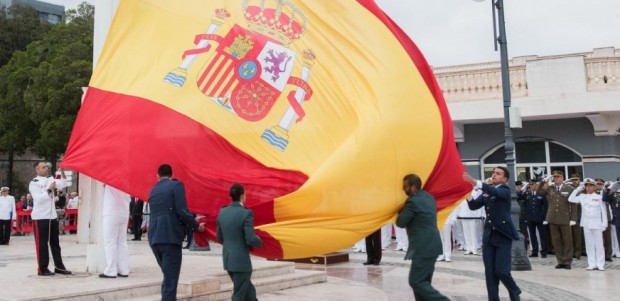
32, 178, 39, 182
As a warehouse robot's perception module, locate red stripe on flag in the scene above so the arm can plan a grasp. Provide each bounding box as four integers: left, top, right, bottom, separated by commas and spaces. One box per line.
197, 53, 223, 88
203, 56, 230, 94
358, 0, 471, 210
210, 62, 235, 97
62, 87, 309, 259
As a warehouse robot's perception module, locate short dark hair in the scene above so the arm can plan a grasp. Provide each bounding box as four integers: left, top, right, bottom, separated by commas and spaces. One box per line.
157, 164, 173, 177
403, 174, 422, 190
496, 166, 510, 180
229, 183, 245, 202
33, 161, 45, 169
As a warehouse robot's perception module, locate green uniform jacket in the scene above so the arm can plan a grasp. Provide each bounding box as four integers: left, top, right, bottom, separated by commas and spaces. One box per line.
538, 183, 577, 225
216, 202, 263, 272
396, 190, 442, 260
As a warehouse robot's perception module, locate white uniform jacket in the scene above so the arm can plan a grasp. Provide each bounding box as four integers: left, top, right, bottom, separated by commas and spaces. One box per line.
0, 195, 16, 220
568, 188, 608, 230
29, 176, 68, 220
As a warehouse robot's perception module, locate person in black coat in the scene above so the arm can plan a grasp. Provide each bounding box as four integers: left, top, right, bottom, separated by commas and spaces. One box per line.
603, 181, 620, 255
518, 179, 549, 258
148, 164, 205, 301
130, 197, 145, 241
464, 167, 521, 301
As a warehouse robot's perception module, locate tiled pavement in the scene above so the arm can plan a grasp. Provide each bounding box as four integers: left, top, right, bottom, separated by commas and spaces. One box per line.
1, 234, 618, 300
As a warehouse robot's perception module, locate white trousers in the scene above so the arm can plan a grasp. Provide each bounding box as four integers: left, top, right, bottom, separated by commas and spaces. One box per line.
583, 228, 605, 269
353, 238, 366, 252
394, 226, 408, 250
103, 215, 130, 276
453, 220, 464, 248
462, 219, 482, 253
439, 224, 453, 260
381, 224, 392, 249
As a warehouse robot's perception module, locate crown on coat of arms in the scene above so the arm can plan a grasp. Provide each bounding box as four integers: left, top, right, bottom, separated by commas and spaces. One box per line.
242, 0, 307, 45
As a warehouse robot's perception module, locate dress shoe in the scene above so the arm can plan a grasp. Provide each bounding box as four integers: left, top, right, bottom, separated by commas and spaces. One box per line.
54, 268, 72, 275
38, 270, 55, 276
605, 258, 613, 262
372, 262, 381, 266
598, 267, 605, 271
529, 254, 538, 258
131, 238, 141, 241
554, 264, 564, 269
573, 256, 580, 260
564, 265, 571, 270
182, 246, 190, 249
117, 273, 128, 277
362, 262, 373, 265
541, 254, 547, 258
99, 273, 116, 278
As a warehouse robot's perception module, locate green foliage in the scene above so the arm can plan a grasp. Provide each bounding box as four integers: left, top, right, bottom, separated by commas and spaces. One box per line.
0, 2, 93, 163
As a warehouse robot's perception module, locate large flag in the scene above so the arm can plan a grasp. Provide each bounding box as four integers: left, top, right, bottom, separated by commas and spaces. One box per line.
62, 0, 471, 259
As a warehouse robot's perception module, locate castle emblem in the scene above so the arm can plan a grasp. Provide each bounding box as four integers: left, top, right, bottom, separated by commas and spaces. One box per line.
163, 0, 316, 151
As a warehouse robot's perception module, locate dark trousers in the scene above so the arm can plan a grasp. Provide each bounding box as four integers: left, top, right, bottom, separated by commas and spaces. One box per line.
228, 271, 257, 301
482, 231, 521, 301
408, 256, 450, 301
527, 222, 548, 255
0, 219, 11, 244
550, 223, 573, 265
33, 219, 66, 273
132, 215, 143, 240
572, 221, 583, 257
151, 244, 182, 301
365, 229, 382, 264
185, 228, 193, 248
603, 222, 612, 259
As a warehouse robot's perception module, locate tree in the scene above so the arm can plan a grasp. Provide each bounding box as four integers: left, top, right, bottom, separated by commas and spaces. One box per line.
0, 4, 52, 67
23, 3, 94, 170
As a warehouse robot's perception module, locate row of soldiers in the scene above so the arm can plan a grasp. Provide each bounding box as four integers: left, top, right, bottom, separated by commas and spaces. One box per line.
516, 170, 620, 270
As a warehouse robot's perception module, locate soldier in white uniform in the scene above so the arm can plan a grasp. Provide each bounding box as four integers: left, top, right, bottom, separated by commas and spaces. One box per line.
437, 206, 458, 262
99, 184, 131, 278
460, 188, 485, 255
0, 187, 16, 245
29, 162, 71, 276
568, 178, 608, 271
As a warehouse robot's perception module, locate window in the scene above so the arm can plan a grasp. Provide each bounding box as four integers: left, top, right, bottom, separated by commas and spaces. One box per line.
482, 141, 582, 181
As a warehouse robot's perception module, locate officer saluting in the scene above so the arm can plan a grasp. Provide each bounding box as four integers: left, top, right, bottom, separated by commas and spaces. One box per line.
29, 161, 72, 276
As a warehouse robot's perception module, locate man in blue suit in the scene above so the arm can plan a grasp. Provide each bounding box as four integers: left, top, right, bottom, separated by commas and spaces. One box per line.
463, 167, 521, 301
148, 164, 205, 301
396, 174, 450, 301
217, 183, 263, 301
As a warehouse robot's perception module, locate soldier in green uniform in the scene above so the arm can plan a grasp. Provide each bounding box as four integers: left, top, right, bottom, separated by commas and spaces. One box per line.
538, 171, 577, 269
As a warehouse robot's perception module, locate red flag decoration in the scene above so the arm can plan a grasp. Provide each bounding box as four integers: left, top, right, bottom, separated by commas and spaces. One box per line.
62, 0, 471, 259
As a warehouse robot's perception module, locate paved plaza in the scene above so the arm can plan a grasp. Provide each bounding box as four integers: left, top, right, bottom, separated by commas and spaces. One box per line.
0, 234, 617, 300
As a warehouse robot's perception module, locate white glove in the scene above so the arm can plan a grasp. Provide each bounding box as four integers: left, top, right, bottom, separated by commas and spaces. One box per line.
569, 221, 576, 226
542, 221, 548, 225
602, 227, 607, 232
610, 181, 620, 192
545, 175, 553, 182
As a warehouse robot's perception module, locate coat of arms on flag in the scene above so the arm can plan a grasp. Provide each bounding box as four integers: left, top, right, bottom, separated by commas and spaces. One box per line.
163, 0, 315, 151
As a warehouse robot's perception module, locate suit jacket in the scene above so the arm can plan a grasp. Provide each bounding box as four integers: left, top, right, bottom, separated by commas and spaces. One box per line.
216, 202, 262, 272
603, 188, 620, 226
395, 190, 442, 260
147, 178, 198, 246
468, 183, 520, 241
517, 190, 548, 223
538, 183, 577, 225
130, 197, 144, 216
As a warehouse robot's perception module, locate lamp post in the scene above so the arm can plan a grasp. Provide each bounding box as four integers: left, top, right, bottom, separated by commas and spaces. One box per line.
475, 0, 531, 271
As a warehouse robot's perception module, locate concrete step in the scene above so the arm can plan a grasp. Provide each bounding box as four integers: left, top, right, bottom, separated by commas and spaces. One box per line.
123, 269, 327, 301
118, 262, 327, 301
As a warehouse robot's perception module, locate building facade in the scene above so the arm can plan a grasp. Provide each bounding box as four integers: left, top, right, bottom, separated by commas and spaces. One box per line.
436, 47, 620, 181
0, 0, 64, 24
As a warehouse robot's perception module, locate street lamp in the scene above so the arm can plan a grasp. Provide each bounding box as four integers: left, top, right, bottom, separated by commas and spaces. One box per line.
475, 0, 531, 271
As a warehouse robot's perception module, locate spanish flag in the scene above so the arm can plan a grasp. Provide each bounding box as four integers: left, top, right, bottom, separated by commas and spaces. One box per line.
62, 0, 471, 259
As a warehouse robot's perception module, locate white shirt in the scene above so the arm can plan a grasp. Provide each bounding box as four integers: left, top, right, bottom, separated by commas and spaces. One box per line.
103, 185, 130, 217
29, 176, 68, 220
66, 196, 79, 209
568, 188, 608, 230
0, 195, 16, 220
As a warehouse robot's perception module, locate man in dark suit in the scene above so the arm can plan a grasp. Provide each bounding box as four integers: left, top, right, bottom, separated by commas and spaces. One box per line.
148, 164, 205, 301
217, 183, 263, 301
130, 197, 144, 241
464, 167, 521, 301
517, 179, 549, 258
396, 174, 450, 301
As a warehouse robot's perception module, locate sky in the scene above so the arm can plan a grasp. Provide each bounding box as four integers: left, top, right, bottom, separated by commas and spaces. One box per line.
49, 0, 620, 67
